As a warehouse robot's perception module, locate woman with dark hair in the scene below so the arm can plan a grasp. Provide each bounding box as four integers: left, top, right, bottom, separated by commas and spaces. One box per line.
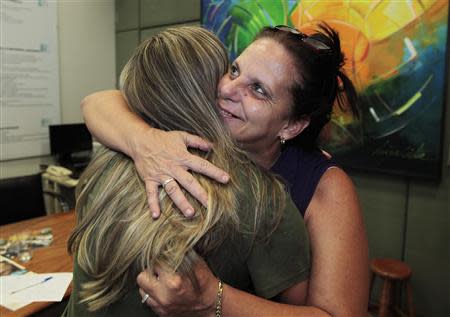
81, 23, 369, 316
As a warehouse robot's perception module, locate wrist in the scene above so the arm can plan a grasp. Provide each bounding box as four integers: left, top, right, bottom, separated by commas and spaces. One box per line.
128, 123, 155, 160
199, 277, 223, 317
215, 279, 224, 317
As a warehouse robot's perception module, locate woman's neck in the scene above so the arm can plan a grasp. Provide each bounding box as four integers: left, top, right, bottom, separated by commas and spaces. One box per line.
243, 142, 282, 170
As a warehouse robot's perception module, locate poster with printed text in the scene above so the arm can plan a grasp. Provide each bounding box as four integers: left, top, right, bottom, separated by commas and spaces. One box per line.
1, 0, 60, 160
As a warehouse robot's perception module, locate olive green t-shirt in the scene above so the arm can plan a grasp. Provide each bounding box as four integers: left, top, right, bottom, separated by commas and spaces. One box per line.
63, 173, 310, 316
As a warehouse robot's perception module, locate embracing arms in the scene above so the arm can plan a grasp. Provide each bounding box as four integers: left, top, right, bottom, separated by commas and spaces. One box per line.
136, 168, 369, 317
135, 192, 325, 317
81, 90, 229, 218
137, 264, 328, 317
81, 90, 369, 317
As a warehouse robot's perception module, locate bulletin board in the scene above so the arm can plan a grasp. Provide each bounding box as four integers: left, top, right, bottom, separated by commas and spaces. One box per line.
1, 0, 60, 160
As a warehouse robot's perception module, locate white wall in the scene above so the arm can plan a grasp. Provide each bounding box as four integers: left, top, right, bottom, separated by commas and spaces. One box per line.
0, 0, 116, 179
58, 0, 116, 123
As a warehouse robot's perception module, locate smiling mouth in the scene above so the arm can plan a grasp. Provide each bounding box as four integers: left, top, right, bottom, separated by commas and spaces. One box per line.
219, 108, 240, 120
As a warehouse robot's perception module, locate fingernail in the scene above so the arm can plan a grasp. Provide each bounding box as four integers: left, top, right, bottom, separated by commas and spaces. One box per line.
152, 212, 159, 219
222, 174, 230, 182
185, 209, 194, 217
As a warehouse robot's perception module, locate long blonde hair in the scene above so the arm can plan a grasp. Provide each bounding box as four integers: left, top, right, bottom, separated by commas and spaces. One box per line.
68, 26, 286, 311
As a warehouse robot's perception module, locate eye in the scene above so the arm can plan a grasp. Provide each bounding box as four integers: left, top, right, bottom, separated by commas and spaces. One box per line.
229, 64, 239, 77
251, 83, 267, 97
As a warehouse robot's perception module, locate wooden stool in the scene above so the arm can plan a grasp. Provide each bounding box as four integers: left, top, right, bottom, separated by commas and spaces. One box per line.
370, 258, 415, 317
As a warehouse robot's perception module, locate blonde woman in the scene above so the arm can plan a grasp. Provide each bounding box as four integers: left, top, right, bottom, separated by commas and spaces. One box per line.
62, 27, 311, 316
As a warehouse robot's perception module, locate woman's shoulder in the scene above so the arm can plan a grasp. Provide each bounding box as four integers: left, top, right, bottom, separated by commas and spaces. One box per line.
314, 167, 356, 201
305, 166, 360, 221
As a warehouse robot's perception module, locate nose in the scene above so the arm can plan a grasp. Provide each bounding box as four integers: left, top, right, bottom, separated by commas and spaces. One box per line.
218, 75, 244, 102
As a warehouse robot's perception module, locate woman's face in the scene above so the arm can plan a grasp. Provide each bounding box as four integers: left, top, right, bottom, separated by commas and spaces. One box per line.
217, 38, 297, 151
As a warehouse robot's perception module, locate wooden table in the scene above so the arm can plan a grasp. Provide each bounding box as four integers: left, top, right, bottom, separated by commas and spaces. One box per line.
0, 211, 76, 317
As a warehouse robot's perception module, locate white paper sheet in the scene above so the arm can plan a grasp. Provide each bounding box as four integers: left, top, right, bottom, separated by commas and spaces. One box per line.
0, 272, 72, 311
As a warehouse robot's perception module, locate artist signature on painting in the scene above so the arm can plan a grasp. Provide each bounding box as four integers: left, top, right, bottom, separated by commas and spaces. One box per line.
372, 143, 427, 160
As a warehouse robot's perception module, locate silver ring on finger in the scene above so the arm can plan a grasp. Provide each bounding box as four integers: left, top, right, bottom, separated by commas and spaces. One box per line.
141, 293, 150, 304
162, 177, 175, 189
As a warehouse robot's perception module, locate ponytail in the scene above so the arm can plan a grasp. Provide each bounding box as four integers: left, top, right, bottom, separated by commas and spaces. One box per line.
336, 69, 359, 119
315, 22, 359, 119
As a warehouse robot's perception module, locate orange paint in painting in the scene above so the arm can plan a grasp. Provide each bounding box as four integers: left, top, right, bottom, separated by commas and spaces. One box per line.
291, 2, 373, 89
289, 0, 448, 90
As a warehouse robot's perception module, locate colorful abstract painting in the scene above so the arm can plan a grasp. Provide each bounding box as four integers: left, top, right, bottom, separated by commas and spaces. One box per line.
201, 0, 449, 180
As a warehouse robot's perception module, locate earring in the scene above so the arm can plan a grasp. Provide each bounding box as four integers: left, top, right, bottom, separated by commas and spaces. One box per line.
280, 136, 286, 145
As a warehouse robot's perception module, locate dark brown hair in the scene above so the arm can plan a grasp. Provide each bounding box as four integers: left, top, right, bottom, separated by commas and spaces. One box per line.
256, 23, 359, 149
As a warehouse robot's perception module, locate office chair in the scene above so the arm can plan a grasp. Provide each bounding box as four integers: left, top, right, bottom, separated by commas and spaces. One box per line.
0, 173, 69, 225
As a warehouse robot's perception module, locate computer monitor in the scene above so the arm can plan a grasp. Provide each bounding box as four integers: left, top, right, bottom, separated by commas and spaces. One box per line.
49, 123, 92, 165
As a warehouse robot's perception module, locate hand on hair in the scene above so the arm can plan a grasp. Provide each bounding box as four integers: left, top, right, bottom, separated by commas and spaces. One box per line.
137, 260, 218, 317
131, 127, 230, 219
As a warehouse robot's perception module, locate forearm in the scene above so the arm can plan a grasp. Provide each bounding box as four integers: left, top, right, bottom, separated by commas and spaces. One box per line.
81, 90, 150, 156
221, 284, 331, 317
81, 91, 228, 217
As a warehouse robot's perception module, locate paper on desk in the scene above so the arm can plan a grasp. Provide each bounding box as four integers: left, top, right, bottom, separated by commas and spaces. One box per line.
0, 295, 33, 312
0, 255, 34, 310
0, 272, 72, 311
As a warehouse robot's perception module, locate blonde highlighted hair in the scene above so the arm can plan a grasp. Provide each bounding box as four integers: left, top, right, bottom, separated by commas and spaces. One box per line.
68, 26, 286, 311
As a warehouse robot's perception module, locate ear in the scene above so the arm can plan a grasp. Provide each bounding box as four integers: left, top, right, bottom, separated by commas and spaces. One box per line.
280, 117, 310, 141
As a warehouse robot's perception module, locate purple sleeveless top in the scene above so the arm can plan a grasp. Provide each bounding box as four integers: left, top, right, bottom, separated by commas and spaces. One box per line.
271, 145, 337, 217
